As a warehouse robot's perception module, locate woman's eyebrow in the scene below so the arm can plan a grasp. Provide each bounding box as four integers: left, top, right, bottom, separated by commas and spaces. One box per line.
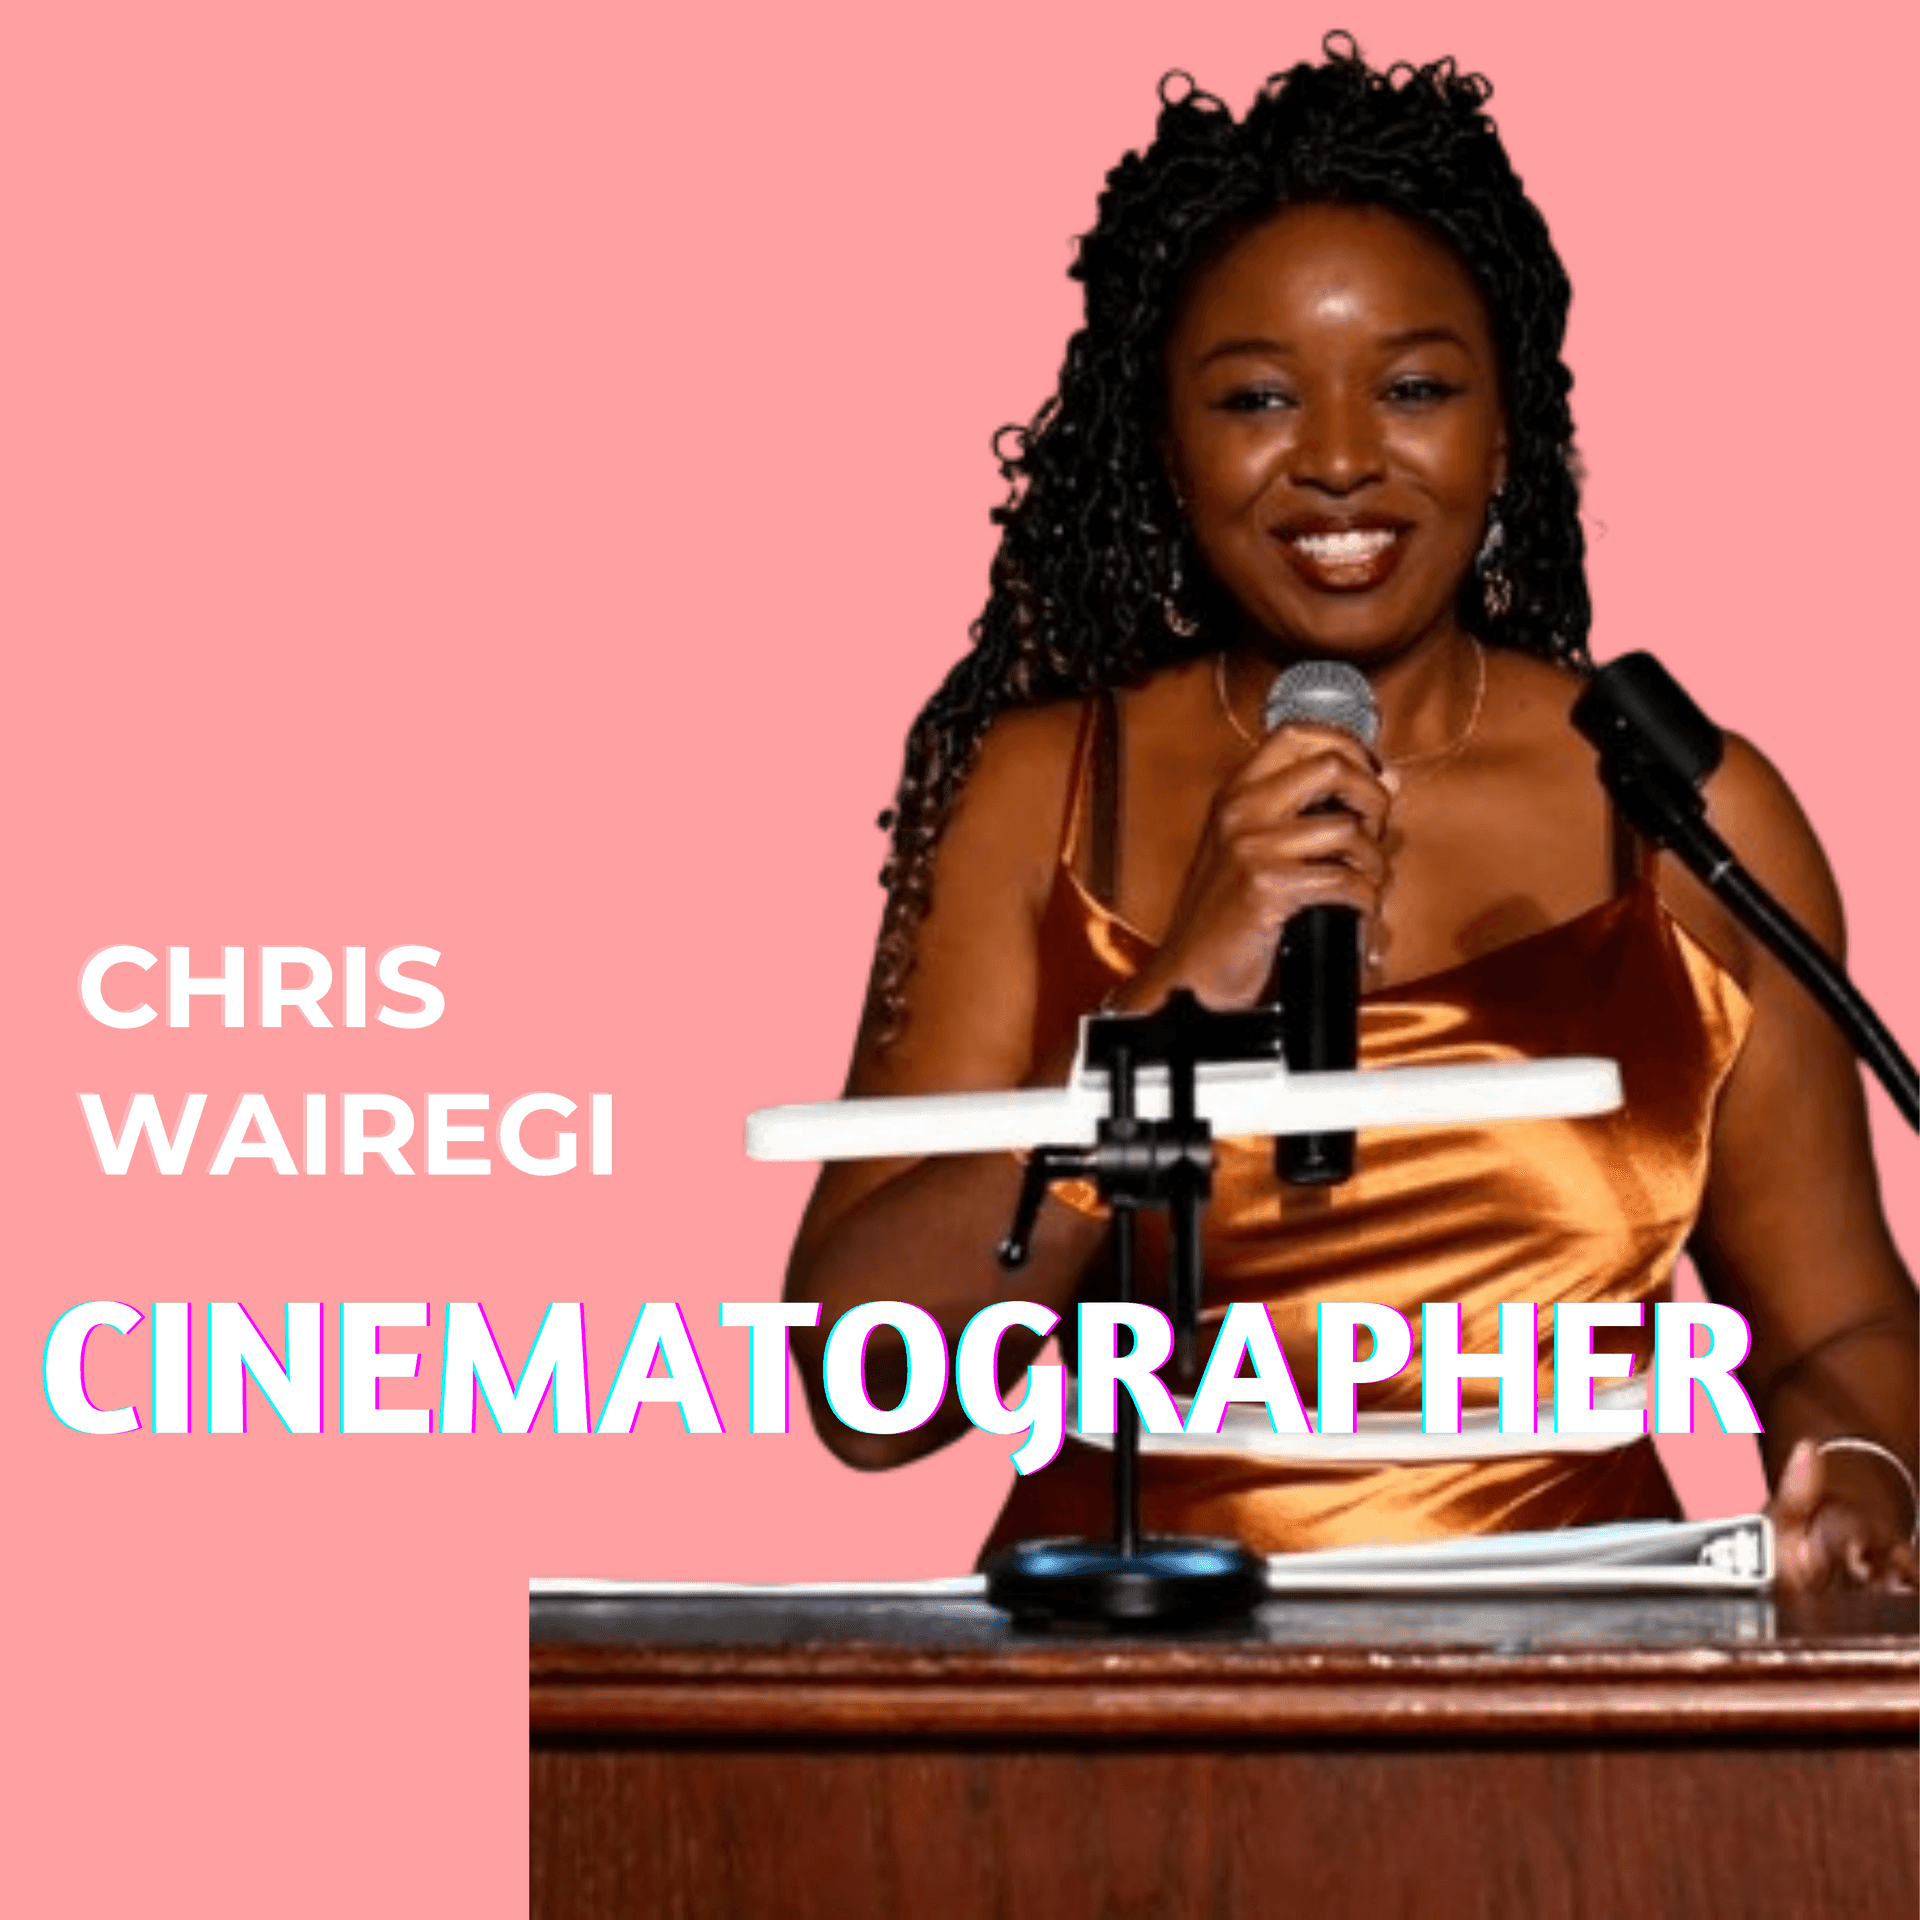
1193, 324, 1476, 369
1378, 325, 1474, 351
1193, 335, 1294, 367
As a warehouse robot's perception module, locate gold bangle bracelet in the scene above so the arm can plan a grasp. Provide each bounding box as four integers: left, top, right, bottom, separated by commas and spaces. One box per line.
1815, 1436, 1920, 1542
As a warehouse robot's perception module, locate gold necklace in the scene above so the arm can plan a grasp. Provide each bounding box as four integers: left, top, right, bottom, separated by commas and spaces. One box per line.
1213, 642, 1488, 777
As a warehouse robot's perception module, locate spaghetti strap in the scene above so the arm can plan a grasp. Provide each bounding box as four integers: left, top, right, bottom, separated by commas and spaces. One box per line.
1057, 690, 1123, 911
1609, 801, 1646, 896
1087, 688, 1122, 911
1056, 698, 1098, 870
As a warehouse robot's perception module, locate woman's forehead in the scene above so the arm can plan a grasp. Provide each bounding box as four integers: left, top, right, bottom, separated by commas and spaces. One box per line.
1173, 204, 1493, 349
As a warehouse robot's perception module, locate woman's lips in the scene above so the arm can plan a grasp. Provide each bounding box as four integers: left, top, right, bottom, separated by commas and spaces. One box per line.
1279, 525, 1407, 592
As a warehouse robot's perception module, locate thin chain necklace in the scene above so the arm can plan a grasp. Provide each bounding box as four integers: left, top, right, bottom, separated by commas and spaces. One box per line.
1213, 641, 1488, 778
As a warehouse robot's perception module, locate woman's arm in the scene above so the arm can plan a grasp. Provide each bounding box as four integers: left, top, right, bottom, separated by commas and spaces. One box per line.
784, 693, 1394, 1469
783, 703, 1109, 1469
1671, 736, 1917, 1591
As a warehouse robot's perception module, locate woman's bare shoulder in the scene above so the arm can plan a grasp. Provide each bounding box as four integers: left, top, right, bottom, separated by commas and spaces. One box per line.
1657, 731, 1844, 985
963, 696, 1087, 803
847, 695, 1091, 1095
934, 696, 1090, 890
1469, 649, 1601, 800
1475, 656, 1840, 978
1484, 647, 1588, 744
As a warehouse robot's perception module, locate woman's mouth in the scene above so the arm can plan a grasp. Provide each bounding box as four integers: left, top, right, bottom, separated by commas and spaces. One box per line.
1280, 525, 1406, 592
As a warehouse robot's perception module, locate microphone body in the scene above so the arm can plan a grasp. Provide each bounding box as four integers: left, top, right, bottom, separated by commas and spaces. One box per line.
1274, 904, 1361, 1182
1261, 662, 1380, 1187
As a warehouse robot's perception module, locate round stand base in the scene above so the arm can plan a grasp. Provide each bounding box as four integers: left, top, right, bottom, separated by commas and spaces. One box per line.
983, 1536, 1265, 1628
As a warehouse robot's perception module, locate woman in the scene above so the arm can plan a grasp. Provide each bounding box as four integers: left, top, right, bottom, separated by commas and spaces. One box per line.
783, 40, 1916, 1592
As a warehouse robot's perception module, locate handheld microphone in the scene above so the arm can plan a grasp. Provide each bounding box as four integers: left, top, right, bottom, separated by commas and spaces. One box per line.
1262, 661, 1380, 1186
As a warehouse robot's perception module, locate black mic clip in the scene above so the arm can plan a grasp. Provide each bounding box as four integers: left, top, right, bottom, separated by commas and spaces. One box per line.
1589, 742, 1735, 889
1571, 651, 1735, 887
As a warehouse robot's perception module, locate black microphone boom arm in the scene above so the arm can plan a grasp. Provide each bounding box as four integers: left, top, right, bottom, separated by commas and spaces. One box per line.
1574, 654, 1917, 1130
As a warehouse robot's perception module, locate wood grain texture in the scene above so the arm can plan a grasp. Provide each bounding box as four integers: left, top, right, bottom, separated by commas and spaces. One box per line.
531, 1744, 1918, 1920
529, 1591, 1919, 1919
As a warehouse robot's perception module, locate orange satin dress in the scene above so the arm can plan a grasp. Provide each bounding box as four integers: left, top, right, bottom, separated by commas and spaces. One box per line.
980, 700, 1754, 1560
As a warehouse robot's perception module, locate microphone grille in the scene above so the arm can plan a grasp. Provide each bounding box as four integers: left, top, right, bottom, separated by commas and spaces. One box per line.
1262, 660, 1380, 748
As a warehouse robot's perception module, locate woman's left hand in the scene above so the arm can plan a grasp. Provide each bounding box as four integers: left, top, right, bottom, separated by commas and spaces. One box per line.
1768, 1438, 1918, 1594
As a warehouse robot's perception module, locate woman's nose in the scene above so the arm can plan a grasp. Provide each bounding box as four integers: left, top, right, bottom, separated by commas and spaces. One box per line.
1289, 394, 1385, 495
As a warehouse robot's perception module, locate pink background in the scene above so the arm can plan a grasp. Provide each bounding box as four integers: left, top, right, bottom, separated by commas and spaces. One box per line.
5, 1, 1914, 1910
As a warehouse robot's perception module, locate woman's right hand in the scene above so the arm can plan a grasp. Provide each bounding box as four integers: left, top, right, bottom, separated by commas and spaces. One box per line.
1127, 721, 1396, 1012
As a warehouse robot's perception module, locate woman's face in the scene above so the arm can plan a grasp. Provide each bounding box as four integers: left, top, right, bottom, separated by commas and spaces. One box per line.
1162, 202, 1507, 662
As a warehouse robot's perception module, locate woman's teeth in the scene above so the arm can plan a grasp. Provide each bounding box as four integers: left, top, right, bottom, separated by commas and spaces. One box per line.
1293, 529, 1397, 562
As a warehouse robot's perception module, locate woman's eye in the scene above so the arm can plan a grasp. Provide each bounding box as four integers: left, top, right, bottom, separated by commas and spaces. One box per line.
1214, 386, 1296, 414
1383, 375, 1460, 407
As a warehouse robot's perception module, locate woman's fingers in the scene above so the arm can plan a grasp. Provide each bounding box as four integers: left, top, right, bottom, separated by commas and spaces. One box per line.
1143, 720, 1399, 1011
1213, 819, 1391, 922
1770, 1438, 1919, 1593
1257, 812, 1393, 883
1777, 1518, 1834, 1595
1234, 725, 1394, 832
1817, 1504, 1912, 1593
1242, 718, 1380, 777
1773, 1437, 1824, 1524
1887, 1538, 1919, 1592
1770, 1441, 1833, 1592
1844, 1534, 1874, 1586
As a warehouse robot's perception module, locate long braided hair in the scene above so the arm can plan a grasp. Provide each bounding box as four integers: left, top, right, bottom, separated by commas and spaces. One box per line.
868, 36, 1590, 1043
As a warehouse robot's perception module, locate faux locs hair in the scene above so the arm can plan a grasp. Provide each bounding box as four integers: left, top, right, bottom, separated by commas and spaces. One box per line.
867, 36, 1590, 1043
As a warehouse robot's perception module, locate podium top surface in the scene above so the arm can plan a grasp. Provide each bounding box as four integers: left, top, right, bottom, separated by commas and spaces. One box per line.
531, 1589, 1918, 1743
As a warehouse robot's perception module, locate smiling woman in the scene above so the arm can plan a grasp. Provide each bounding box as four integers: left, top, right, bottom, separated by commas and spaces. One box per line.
781, 38, 1917, 1594
1167, 206, 1507, 675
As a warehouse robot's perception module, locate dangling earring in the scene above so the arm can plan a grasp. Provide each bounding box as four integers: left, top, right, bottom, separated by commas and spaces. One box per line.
1159, 483, 1202, 639
1476, 490, 1514, 619
1161, 538, 1202, 639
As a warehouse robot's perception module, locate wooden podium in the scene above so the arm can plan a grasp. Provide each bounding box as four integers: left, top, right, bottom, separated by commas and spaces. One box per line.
530, 1585, 1917, 1918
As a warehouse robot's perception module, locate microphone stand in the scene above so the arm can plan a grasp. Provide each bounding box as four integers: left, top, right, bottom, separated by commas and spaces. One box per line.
987, 990, 1276, 1627
750, 989, 1626, 1623
1573, 657, 1917, 1129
